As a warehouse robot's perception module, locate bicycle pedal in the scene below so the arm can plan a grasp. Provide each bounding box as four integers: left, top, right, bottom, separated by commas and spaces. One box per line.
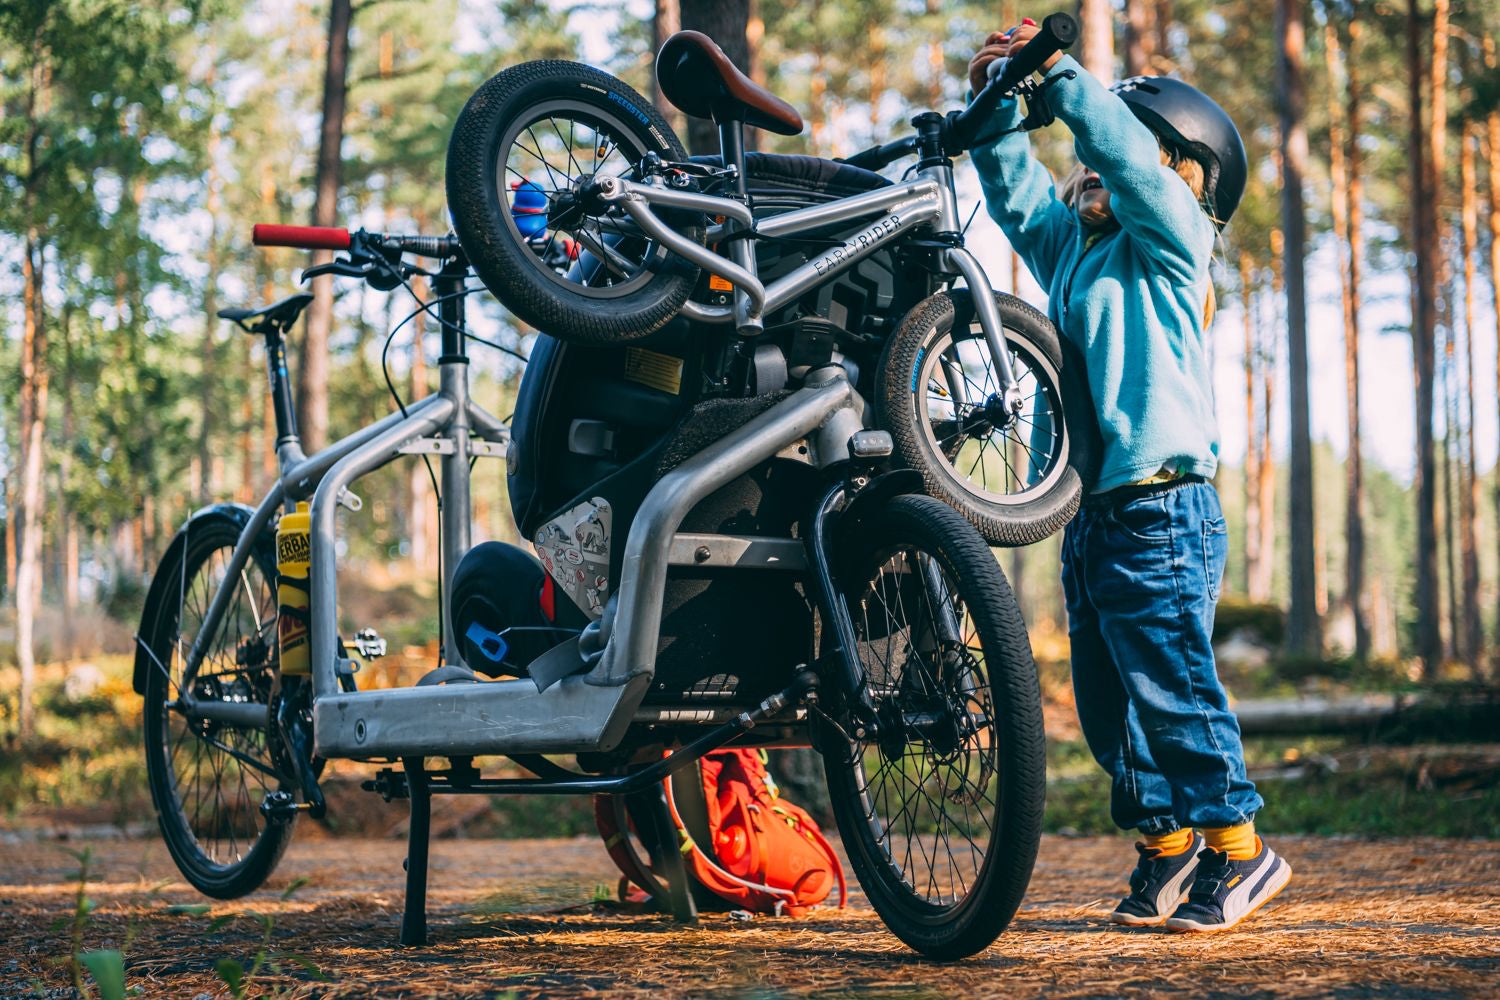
352, 627, 387, 659
259, 790, 308, 822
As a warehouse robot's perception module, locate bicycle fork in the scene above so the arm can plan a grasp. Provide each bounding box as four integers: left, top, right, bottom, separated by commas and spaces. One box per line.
942, 247, 1028, 423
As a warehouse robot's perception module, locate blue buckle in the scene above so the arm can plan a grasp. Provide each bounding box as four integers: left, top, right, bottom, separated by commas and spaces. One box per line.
464, 621, 509, 665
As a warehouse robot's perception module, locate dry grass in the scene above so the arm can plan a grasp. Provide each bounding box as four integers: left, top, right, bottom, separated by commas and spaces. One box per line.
3, 834, 1496, 998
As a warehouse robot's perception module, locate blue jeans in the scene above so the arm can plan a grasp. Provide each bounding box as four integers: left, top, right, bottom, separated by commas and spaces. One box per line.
1060, 480, 1262, 834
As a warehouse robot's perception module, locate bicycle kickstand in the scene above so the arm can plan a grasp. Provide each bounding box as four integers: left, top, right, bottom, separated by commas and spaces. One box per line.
400, 756, 433, 946
626, 783, 699, 925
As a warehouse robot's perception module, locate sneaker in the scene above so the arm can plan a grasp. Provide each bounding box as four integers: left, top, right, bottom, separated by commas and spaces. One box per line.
1108, 832, 1206, 927
1164, 838, 1292, 933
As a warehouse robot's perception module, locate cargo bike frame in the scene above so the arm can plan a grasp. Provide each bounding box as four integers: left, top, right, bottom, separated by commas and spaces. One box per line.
136, 11, 1082, 961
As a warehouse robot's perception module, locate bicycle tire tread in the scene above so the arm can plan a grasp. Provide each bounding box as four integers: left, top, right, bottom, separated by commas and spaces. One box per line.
446, 61, 702, 345
876, 290, 1095, 547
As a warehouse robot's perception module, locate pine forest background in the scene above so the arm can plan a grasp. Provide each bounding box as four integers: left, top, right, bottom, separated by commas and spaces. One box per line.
4, 0, 1500, 766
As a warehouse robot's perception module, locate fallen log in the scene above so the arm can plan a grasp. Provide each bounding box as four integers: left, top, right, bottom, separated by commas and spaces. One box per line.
1233, 688, 1500, 739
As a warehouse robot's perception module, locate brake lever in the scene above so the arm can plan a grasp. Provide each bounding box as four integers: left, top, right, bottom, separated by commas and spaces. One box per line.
301, 258, 369, 281
300, 247, 405, 291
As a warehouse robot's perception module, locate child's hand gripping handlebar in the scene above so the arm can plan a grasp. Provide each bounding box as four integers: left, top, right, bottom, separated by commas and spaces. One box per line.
949, 11, 1078, 151
838, 11, 1078, 172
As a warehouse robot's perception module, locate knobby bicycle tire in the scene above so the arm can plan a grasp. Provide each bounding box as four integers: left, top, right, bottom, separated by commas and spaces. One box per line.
821, 494, 1045, 959
447, 61, 703, 345
876, 289, 1099, 547
140, 511, 295, 899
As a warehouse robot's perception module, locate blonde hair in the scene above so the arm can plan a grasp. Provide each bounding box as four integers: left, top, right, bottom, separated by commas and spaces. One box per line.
1062, 148, 1217, 328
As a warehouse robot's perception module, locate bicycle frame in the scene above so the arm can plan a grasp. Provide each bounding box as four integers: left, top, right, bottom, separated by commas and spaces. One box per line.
594, 159, 1025, 416
174, 256, 870, 760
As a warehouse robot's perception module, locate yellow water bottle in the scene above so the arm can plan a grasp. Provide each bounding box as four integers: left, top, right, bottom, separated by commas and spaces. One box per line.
276, 502, 312, 675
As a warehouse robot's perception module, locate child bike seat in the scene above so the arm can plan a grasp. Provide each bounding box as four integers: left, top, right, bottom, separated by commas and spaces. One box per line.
656, 30, 804, 136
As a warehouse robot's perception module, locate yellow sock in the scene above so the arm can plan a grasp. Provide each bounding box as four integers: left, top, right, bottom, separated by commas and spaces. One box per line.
1201, 822, 1258, 861
1142, 827, 1194, 857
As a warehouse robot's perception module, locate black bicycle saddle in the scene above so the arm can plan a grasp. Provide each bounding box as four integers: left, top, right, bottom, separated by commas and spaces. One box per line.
656, 30, 804, 136
218, 292, 315, 332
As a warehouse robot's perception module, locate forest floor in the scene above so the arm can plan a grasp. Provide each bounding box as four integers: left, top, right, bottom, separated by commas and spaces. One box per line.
3, 834, 1497, 999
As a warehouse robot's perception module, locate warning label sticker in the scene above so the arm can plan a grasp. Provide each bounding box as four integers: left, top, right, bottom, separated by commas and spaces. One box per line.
623, 347, 684, 396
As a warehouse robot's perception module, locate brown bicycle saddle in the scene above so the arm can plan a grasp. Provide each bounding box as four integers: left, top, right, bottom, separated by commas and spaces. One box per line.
655, 31, 804, 137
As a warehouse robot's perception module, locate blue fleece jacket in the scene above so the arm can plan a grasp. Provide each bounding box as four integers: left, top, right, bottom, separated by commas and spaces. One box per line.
971, 55, 1219, 493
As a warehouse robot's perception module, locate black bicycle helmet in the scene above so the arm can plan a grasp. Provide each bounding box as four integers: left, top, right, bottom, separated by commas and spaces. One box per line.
1108, 75, 1248, 229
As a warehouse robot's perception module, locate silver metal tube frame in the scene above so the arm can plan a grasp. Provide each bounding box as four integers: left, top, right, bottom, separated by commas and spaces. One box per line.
595, 366, 857, 686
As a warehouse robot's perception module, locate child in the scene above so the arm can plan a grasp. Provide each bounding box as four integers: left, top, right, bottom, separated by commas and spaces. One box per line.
967, 23, 1291, 932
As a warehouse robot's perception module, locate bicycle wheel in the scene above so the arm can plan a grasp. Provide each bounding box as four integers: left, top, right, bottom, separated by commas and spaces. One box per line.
139, 510, 294, 899
446, 60, 703, 345
876, 289, 1098, 547
821, 494, 1044, 959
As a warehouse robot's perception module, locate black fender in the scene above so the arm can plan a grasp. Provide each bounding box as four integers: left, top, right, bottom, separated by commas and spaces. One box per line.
133, 502, 263, 695
803, 468, 924, 720
834, 469, 924, 545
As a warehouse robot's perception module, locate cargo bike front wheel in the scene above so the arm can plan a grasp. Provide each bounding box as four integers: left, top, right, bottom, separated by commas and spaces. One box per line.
820, 493, 1046, 959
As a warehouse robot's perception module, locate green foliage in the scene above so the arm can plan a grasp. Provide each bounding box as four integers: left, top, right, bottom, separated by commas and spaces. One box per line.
1044, 738, 1500, 839
79, 951, 128, 1000
203, 880, 331, 998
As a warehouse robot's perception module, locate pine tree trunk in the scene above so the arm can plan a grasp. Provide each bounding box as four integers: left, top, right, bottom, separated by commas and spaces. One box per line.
1124, 0, 1156, 77
652, 0, 683, 135
1255, 236, 1280, 604
260, 166, 280, 492
15, 53, 51, 741
679, 0, 750, 155
298, 0, 353, 455
18, 236, 47, 742
59, 308, 76, 649
1345, 17, 1370, 662
1079, 0, 1115, 80
1241, 251, 1261, 596
926, 0, 944, 111
747, 0, 765, 89
1326, 17, 1368, 660
1408, 0, 1442, 677
868, 23, 886, 140
1276, 0, 1319, 655
1441, 322, 1459, 659
1459, 124, 1481, 668
1485, 34, 1500, 677
199, 112, 222, 504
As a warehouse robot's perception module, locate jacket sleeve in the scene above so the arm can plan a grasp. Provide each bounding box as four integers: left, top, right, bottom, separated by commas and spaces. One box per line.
1039, 55, 1214, 282
970, 95, 1075, 291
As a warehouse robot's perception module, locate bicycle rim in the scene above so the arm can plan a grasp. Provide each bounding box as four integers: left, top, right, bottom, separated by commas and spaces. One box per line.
844, 543, 1001, 911
914, 326, 1068, 507
498, 102, 665, 299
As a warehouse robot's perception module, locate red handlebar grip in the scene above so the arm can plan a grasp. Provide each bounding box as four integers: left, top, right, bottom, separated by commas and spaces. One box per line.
252, 224, 351, 251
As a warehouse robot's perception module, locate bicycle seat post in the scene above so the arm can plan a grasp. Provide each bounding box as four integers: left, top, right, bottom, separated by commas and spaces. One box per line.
715, 119, 762, 339
263, 319, 306, 475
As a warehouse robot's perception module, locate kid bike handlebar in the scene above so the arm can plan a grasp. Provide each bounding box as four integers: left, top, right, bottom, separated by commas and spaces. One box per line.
952, 11, 1078, 146
840, 10, 1077, 172
252, 224, 352, 250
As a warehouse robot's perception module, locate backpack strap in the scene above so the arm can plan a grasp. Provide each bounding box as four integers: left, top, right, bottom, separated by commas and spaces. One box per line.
592, 793, 665, 902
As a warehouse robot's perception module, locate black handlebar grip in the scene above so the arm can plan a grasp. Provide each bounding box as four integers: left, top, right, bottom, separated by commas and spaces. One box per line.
991, 12, 1079, 92
952, 11, 1079, 153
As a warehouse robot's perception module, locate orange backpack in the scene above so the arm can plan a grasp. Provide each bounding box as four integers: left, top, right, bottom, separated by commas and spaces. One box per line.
595, 749, 847, 917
